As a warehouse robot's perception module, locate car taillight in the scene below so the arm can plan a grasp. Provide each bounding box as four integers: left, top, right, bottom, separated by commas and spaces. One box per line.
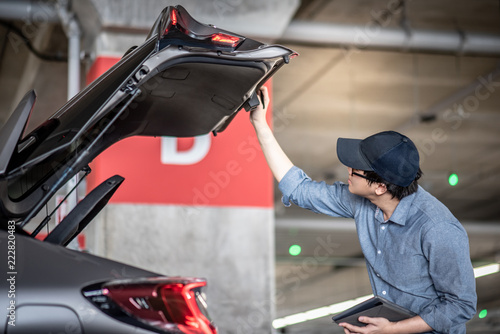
210, 33, 241, 47
156, 6, 245, 51
170, 9, 178, 26
84, 277, 217, 334
164, 8, 179, 34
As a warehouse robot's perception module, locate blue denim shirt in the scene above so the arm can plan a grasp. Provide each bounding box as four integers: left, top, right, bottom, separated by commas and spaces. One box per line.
279, 166, 477, 334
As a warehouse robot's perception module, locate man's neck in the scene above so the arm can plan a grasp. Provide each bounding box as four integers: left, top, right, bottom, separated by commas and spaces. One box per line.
369, 195, 400, 221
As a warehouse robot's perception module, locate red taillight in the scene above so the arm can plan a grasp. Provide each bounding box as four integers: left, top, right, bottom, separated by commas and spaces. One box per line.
170, 9, 178, 26
211, 33, 241, 47
164, 9, 178, 34
103, 277, 217, 334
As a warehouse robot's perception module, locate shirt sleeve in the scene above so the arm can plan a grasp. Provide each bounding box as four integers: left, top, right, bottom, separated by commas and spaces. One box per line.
418, 221, 477, 333
278, 166, 356, 218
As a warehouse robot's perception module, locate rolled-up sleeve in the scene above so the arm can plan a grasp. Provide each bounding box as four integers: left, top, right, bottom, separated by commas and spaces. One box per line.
278, 166, 304, 207
419, 222, 477, 333
278, 166, 355, 218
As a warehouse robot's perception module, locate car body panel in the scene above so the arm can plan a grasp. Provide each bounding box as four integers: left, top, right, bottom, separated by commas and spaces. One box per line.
1, 230, 159, 333
0, 90, 36, 176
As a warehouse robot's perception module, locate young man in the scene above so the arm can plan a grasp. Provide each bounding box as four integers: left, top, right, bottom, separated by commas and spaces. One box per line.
250, 87, 477, 334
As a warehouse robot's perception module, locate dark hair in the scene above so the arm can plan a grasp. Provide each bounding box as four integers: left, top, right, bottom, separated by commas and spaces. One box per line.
364, 168, 423, 200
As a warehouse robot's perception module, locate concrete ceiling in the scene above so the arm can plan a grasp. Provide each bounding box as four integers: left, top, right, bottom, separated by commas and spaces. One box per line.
0, 0, 499, 333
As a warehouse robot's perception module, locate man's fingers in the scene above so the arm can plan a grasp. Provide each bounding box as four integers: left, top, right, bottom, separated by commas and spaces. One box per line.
339, 322, 364, 334
359, 316, 386, 325
259, 86, 269, 106
358, 316, 372, 324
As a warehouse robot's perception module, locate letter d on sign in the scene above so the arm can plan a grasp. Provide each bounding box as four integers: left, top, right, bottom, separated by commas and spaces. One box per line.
161, 134, 211, 165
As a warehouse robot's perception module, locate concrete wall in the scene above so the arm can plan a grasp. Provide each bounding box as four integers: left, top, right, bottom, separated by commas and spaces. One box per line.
86, 204, 276, 334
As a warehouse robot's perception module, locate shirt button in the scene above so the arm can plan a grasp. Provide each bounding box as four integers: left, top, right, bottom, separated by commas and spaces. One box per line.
376, 273, 380, 277
382, 291, 387, 295
377, 250, 382, 255
381, 226, 386, 230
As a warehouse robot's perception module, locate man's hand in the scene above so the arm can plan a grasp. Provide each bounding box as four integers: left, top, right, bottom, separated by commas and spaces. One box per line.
340, 316, 393, 334
339, 315, 432, 334
249, 86, 269, 127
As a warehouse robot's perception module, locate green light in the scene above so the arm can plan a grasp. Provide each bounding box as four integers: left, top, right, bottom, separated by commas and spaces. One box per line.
448, 173, 459, 186
479, 309, 488, 319
289, 244, 302, 256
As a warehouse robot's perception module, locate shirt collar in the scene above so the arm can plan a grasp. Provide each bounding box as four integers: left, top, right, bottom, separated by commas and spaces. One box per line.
386, 188, 419, 226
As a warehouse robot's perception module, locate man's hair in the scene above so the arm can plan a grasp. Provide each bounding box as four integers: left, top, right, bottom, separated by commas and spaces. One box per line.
364, 168, 423, 200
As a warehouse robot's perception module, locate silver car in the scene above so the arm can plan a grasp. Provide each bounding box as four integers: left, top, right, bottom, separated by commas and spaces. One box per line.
0, 5, 296, 333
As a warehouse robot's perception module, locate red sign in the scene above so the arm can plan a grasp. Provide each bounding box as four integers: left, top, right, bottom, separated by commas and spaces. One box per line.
86, 56, 273, 207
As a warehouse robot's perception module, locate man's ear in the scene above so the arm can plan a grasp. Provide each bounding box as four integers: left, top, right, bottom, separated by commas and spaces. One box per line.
374, 183, 387, 196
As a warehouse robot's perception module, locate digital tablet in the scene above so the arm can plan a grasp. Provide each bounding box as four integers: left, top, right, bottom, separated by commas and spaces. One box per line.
332, 296, 416, 327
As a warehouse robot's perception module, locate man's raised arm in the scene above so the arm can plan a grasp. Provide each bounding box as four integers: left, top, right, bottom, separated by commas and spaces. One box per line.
250, 86, 294, 182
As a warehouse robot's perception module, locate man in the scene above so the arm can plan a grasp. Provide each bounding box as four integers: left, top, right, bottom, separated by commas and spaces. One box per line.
250, 87, 476, 334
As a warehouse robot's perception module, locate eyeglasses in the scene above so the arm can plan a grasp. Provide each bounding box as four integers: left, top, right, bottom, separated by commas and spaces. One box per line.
349, 168, 377, 183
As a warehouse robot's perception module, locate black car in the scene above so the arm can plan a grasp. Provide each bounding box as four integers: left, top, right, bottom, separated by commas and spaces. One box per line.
0, 5, 296, 333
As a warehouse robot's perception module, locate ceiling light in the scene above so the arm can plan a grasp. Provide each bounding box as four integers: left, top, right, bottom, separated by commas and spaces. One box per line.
272, 294, 373, 329
474, 263, 500, 278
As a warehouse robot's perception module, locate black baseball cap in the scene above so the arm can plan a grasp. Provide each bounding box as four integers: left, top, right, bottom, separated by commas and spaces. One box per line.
336, 131, 420, 187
